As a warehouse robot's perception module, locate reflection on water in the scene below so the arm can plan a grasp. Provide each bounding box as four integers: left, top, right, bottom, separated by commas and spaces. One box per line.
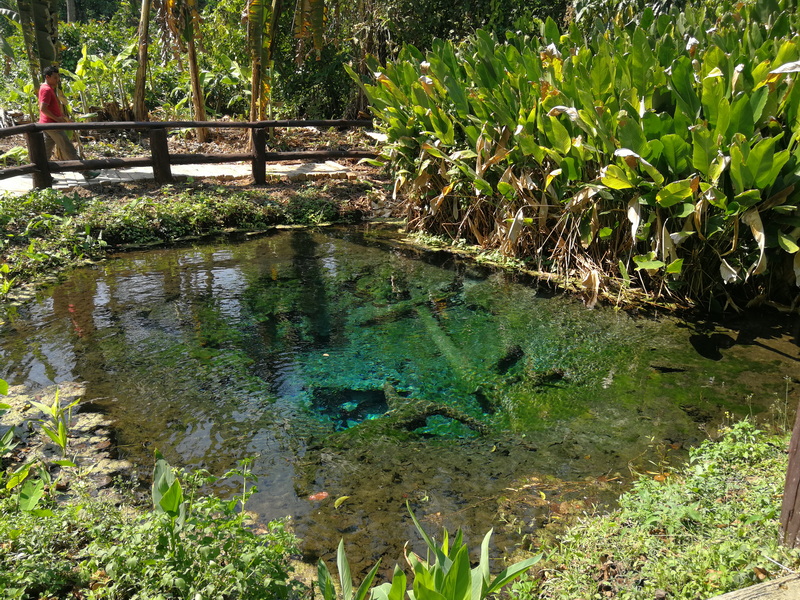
0, 225, 798, 573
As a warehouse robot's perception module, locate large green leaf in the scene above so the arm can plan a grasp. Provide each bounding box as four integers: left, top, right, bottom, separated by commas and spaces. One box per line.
158, 479, 184, 517
661, 134, 691, 175
701, 74, 725, 132
543, 16, 560, 44
601, 165, 634, 189
151, 456, 171, 504
750, 85, 769, 125
317, 558, 337, 600
746, 135, 787, 189
656, 178, 696, 207
441, 544, 471, 600
633, 252, 666, 271
729, 143, 751, 196
630, 27, 654, 96
728, 94, 755, 141
670, 57, 701, 117
732, 190, 762, 211
778, 231, 800, 253
0, 32, 14, 59
714, 97, 731, 142
429, 106, 455, 146
542, 115, 571, 155
617, 115, 648, 157
484, 554, 542, 596
691, 126, 715, 177
19, 477, 44, 512
372, 566, 407, 600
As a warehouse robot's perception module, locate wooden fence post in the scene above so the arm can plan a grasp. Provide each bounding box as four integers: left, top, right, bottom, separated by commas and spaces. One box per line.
25, 131, 53, 189
780, 400, 800, 547
252, 127, 266, 184
150, 128, 173, 184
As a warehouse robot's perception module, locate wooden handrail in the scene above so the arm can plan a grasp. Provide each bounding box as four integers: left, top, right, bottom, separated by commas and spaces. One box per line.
0, 119, 378, 188
0, 119, 373, 138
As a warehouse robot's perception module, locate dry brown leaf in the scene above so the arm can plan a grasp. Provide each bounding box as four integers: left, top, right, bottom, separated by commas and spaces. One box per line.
742, 208, 767, 279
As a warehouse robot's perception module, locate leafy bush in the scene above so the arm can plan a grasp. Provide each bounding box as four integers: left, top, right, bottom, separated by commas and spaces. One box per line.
84, 456, 300, 599
354, 0, 800, 306
511, 420, 800, 599
0, 457, 300, 599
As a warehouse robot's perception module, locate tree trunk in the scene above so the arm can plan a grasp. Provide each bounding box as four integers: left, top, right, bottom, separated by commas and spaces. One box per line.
780, 401, 800, 547
186, 35, 208, 143
65, 0, 75, 22
248, 39, 261, 151
133, 0, 151, 122
16, 0, 43, 89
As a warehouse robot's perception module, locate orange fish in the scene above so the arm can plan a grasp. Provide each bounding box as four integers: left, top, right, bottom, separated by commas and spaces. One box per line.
308, 491, 329, 502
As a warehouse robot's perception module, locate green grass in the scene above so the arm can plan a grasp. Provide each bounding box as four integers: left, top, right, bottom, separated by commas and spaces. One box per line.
511, 419, 800, 600
0, 184, 365, 298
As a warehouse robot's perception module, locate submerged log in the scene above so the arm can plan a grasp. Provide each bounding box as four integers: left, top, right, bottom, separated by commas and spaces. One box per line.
381, 382, 490, 435
322, 382, 490, 445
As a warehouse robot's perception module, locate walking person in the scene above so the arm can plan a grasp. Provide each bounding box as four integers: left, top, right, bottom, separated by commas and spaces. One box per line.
38, 66, 99, 179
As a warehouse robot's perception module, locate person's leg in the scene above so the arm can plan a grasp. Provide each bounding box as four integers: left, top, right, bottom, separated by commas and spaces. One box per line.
43, 131, 56, 159
44, 129, 99, 179
45, 130, 79, 160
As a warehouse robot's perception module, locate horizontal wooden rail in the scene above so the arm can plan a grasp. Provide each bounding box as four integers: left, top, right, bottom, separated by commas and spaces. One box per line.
0, 119, 378, 188
0, 119, 373, 139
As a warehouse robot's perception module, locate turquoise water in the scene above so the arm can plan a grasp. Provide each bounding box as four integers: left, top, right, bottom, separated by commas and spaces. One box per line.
0, 224, 797, 572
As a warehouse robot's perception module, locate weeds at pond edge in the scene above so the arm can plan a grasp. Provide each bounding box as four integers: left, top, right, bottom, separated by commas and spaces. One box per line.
510, 420, 800, 600
0, 379, 301, 599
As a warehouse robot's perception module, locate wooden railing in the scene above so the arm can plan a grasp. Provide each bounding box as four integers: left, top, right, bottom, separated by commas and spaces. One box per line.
0, 119, 377, 189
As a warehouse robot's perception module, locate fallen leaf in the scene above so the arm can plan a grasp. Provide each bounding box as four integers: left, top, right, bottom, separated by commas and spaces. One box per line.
308, 491, 329, 502
334, 495, 350, 509
753, 566, 770, 580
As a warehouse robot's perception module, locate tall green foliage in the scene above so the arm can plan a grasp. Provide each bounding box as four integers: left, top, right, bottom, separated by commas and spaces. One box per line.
317, 503, 541, 600
353, 0, 800, 306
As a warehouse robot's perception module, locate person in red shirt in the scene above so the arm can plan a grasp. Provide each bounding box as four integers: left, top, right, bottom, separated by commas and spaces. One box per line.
38, 66, 99, 179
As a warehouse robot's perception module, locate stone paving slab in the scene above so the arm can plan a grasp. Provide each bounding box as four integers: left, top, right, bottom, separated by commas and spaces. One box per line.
0, 160, 352, 196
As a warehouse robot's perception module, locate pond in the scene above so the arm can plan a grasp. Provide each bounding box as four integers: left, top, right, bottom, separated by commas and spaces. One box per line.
1, 224, 798, 574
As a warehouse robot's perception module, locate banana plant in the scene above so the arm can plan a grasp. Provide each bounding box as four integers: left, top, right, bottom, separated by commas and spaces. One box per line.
15, 0, 59, 87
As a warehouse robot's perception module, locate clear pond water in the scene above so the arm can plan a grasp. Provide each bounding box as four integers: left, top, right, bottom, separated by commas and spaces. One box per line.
1, 224, 798, 573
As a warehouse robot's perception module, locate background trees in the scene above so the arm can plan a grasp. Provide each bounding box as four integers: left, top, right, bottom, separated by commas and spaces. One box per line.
0, 0, 566, 123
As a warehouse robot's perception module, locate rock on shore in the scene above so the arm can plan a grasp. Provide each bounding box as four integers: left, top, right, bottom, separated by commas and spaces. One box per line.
1, 381, 135, 499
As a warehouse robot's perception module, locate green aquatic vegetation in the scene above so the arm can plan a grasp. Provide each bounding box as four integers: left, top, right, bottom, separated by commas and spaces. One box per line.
511, 420, 800, 600
284, 187, 343, 225
79, 190, 281, 245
